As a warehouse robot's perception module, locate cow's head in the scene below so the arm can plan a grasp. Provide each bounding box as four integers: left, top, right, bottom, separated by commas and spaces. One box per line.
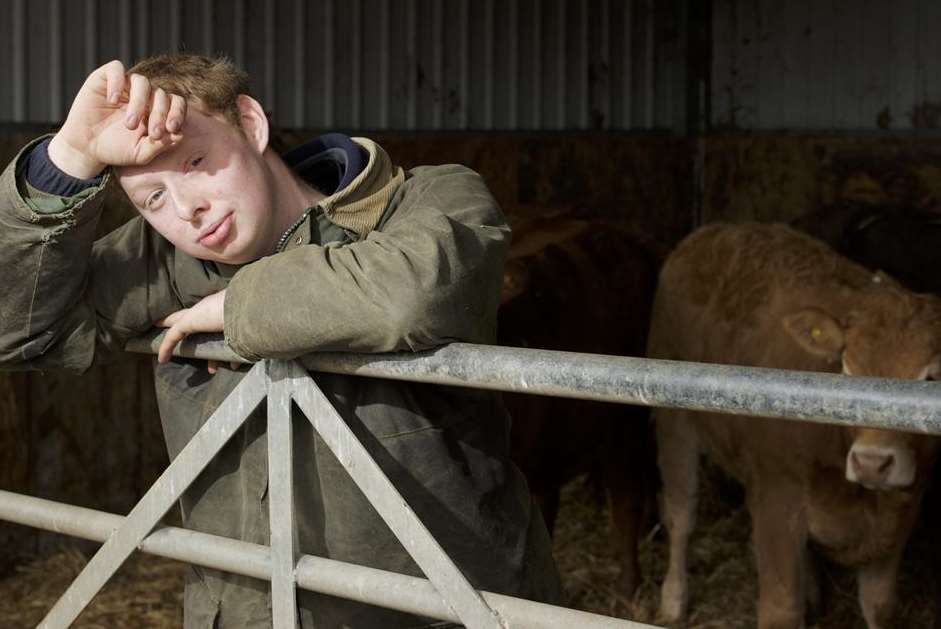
782, 293, 941, 491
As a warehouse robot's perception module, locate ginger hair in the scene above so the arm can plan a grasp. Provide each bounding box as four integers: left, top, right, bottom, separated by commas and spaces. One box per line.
128, 54, 251, 128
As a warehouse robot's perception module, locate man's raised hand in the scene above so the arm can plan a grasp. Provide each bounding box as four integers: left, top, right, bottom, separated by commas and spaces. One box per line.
48, 60, 188, 179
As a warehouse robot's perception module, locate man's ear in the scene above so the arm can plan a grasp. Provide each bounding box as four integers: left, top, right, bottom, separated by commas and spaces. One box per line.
781, 307, 845, 362
236, 94, 269, 154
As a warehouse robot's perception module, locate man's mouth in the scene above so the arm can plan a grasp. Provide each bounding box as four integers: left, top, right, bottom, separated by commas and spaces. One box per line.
198, 213, 234, 247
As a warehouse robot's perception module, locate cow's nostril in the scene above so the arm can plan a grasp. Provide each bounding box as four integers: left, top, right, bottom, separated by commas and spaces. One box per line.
878, 454, 894, 473
851, 450, 894, 478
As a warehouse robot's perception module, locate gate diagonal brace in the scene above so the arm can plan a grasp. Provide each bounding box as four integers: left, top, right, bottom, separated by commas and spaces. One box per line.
37, 363, 269, 629
288, 360, 506, 629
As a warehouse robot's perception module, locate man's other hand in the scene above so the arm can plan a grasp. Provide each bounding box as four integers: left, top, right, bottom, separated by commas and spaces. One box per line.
49, 60, 188, 179
156, 290, 235, 373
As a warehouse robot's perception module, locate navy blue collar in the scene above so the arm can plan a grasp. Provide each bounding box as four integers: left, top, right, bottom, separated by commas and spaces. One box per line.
283, 133, 369, 196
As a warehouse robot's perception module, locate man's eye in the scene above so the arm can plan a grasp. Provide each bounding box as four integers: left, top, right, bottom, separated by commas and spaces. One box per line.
190, 156, 203, 168
145, 189, 164, 208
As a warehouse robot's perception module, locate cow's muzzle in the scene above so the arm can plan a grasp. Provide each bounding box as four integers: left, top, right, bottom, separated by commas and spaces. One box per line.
845, 443, 916, 490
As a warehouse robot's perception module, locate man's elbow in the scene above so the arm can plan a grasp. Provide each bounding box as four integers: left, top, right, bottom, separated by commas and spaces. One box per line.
389, 289, 496, 351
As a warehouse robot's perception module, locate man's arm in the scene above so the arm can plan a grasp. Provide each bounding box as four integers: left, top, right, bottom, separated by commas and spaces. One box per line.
0, 61, 189, 372
0, 138, 107, 371
223, 164, 510, 360
0, 139, 184, 372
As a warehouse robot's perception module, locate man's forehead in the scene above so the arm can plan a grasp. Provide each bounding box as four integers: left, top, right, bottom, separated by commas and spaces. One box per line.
116, 154, 180, 204
117, 117, 215, 183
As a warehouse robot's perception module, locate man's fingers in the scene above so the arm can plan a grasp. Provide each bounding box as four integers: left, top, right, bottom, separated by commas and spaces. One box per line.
167, 94, 187, 133
154, 293, 226, 364
126, 73, 151, 129
136, 91, 183, 163
158, 326, 187, 363
149, 88, 169, 139
136, 132, 179, 164
207, 360, 218, 374
103, 61, 126, 105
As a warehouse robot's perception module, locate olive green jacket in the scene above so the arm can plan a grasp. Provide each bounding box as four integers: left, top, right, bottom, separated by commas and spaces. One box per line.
0, 136, 559, 628
1, 136, 507, 367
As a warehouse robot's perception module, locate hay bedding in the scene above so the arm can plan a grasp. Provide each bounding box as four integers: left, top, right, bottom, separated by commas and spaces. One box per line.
552, 472, 939, 628
0, 547, 183, 628
1, 474, 936, 628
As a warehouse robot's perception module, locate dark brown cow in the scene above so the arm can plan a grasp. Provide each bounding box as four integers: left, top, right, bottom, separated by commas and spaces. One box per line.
792, 204, 941, 295
499, 215, 658, 599
650, 223, 941, 629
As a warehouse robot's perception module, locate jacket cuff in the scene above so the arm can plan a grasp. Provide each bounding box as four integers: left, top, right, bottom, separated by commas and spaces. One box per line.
23, 136, 105, 199
223, 279, 262, 362
4, 135, 109, 222
21, 179, 104, 215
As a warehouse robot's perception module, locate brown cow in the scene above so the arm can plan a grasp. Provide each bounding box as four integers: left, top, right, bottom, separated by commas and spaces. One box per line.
649, 223, 941, 629
794, 204, 941, 627
499, 215, 658, 599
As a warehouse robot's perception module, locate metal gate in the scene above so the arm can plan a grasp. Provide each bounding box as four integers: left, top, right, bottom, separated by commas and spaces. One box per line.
1, 330, 939, 628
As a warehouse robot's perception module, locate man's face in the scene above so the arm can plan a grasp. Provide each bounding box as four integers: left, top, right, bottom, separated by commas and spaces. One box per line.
117, 106, 276, 265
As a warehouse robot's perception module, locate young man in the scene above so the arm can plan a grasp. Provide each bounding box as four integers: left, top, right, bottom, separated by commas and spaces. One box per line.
0, 55, 559, 628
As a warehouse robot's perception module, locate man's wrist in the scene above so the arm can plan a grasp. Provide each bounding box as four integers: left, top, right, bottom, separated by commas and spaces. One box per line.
48, 134, 105, 180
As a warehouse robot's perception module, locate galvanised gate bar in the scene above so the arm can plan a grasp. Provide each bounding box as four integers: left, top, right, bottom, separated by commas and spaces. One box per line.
1, 330, 939, 629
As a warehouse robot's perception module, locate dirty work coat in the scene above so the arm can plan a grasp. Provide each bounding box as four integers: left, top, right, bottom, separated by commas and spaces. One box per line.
0, 135, 561, 628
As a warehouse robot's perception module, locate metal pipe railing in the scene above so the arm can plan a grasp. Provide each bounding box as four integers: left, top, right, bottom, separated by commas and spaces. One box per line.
0, 489, 654, 629
14, 332, 939, 628
127, 331, 941, 435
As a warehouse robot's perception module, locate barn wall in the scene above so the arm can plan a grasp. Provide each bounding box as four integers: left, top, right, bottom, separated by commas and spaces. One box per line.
707, 0, 941, 220
712, 0, 941, 131
0, 0, 688, 132
701, 134, 941, 224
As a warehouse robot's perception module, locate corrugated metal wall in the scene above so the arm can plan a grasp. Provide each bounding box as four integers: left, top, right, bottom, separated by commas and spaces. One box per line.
8, 1, 941, 133
0, 0, 684, 131
712, 0, 941, 131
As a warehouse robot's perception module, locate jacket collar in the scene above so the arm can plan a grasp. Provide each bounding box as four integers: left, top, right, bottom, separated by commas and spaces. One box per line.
285, 134, 404, 238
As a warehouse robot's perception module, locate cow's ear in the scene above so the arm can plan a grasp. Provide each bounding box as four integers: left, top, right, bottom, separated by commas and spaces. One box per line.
501, 261, 530, 305
782, 308, 845, 361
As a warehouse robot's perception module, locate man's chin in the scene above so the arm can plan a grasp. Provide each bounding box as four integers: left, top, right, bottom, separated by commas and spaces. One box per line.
178, 245, 242, 265
202, 246, 260, 266
184, 239, 256, 265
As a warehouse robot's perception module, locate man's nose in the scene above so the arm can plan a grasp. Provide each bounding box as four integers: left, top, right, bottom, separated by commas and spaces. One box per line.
174, 191, 208, 222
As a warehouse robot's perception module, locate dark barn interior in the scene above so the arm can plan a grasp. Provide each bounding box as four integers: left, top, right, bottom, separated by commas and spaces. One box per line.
1, 0, 940, 627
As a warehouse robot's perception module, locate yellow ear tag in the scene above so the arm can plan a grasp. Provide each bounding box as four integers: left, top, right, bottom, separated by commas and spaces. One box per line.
811, 327, 823, 340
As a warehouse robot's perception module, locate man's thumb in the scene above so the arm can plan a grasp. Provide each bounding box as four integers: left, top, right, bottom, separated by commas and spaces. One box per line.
156, 309, 185, 327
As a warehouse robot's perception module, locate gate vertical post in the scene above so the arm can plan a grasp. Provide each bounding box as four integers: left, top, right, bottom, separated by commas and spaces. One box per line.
267, 360, 299, 629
